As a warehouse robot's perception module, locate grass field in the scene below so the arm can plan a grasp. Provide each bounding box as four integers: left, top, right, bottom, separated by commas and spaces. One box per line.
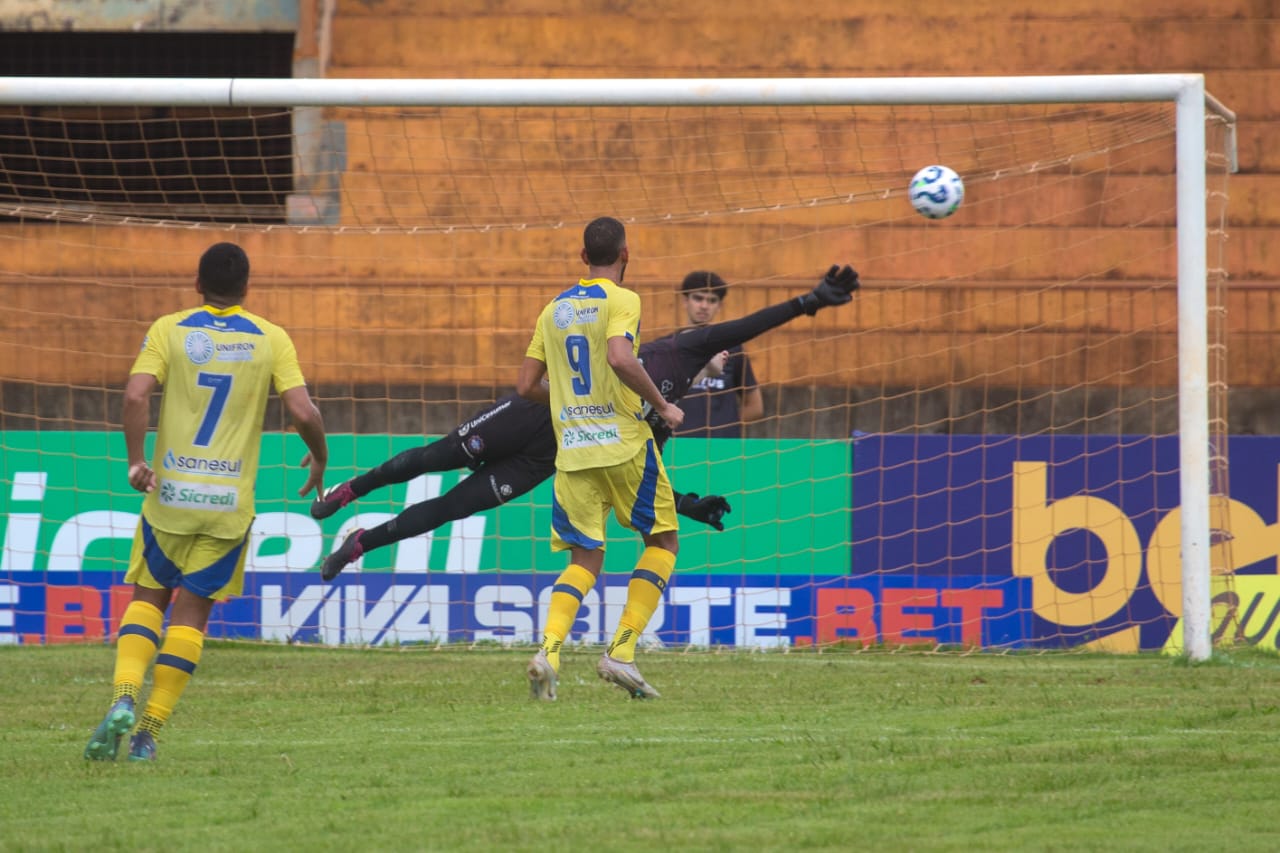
6, 643, 1280, 852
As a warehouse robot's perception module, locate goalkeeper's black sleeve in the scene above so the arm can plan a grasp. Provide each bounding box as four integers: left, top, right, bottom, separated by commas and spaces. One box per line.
675, 300, 803, 365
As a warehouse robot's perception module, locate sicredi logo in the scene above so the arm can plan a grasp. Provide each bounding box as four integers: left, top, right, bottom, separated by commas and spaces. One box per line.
561, 425, 621, 448
157, 480, 238, 512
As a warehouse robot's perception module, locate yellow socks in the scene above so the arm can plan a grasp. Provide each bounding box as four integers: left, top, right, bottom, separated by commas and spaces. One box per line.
540, 563, 596, 671
112, 600, 164, 703
608, 547, 676, 663
137, 624, 204, 736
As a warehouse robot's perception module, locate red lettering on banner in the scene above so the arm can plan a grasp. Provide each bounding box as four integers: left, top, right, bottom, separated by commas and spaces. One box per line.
815, 588, 876, 644
109, 584, 133, 636
881, 588, 937, 645
46, 586, 107, 643
940, 589, 1004, 646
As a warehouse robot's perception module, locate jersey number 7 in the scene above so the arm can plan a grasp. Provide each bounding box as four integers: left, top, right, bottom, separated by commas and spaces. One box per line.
194, 371, 234, 447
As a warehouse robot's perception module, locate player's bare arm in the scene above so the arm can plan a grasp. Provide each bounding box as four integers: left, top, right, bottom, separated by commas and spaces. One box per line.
516, 356, 551, 405
607, 335, 683, 429
282, 385, 328, 498
122, 372, 159, 493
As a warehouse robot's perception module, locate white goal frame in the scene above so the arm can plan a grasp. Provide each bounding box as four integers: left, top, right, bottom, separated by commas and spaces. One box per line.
0, 73, 1236, 660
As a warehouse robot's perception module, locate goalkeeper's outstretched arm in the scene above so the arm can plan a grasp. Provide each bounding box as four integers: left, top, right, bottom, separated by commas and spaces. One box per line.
675, 264, 860, 365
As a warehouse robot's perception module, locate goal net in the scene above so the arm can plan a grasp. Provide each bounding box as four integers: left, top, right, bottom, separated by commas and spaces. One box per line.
0, 76, 1235, 656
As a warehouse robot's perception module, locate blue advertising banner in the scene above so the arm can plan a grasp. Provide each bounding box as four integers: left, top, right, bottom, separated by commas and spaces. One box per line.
1, 569, 1028, 648
853, 434, 1279, 651
7, 433, 1280, 651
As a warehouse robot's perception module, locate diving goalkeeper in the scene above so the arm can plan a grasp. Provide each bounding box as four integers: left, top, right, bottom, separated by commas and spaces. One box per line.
311, 264, 860, 580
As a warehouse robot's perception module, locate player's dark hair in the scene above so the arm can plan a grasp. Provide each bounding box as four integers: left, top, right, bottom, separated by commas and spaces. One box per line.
198, 242, 250, 300
583, 216, 627, 266
680, 270, 729, 299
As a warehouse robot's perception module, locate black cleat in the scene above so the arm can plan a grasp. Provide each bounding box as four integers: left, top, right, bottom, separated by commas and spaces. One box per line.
320, 529, 365, 581
311, 481, 358, 520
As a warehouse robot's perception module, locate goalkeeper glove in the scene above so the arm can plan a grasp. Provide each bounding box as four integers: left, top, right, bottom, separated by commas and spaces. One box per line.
799, 264, 860, 316
676, 492, 732, 531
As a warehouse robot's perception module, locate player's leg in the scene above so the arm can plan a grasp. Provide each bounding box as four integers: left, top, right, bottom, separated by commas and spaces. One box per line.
598, 441, 679, 699
528, 470, 608, 700
321, 451, 555, 581
127, 528, 248, 761
313, 393, 553, 525
311, 435, 472, 520
84, 521, 173, 760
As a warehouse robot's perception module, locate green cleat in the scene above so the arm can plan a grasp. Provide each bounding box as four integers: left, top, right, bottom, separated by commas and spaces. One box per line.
127, 730, 157, 762
83, 697, 136, 761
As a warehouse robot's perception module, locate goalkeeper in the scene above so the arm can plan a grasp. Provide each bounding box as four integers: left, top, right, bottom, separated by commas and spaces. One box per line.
311, 264, 860, 580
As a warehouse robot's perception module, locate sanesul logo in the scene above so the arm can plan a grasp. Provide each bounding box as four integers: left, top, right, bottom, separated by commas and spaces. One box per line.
163, 450, 242, 478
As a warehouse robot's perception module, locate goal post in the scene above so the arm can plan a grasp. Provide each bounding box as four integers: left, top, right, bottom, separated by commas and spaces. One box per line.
0, 74, 1236, 659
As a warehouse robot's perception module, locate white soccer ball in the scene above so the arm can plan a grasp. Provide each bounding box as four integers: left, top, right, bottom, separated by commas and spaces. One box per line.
909, 165, 965, 219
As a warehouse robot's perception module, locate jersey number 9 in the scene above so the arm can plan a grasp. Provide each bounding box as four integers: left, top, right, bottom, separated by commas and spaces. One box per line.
564, 335, 592, 395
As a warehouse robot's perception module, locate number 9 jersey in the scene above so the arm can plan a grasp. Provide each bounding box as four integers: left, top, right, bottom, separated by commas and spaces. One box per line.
130, 305, 308, 539
526, 278, 653, 472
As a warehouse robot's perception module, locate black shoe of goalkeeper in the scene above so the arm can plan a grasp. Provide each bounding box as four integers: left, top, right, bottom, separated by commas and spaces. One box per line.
311, 481, 357, 520
321, 529, 365, 582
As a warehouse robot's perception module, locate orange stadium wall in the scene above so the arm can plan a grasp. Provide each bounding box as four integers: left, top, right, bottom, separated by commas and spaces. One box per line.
1, 1, 1277, 437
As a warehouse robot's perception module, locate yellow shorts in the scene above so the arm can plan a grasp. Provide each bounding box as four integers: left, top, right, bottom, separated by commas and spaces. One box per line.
550, 439, 678, 551
125, 515, 250, 601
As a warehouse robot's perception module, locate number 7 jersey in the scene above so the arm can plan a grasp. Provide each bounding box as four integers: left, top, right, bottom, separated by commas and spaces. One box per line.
526, 277, 653, 472
131, 304, 308, 538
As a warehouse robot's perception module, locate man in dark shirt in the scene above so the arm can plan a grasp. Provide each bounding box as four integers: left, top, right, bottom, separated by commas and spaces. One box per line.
311, 265, 860, 581
675, 271, 763, 438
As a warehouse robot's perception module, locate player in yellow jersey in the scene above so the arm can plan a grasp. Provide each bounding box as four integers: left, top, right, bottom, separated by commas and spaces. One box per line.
84, 242, 328, 762
517, 216, 684, 701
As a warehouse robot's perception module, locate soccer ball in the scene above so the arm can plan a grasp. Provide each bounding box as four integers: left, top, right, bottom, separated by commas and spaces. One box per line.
909, 165, 965, 219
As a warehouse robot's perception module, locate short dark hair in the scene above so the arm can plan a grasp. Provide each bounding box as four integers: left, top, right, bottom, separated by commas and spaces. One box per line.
198, 242, 250, 300
583, 216, 627, 266
680, 271, 728, 299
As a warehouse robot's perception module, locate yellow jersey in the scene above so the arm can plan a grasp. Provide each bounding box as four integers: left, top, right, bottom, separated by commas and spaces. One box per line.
130, 304, 307, 538
526, 277, 653, 471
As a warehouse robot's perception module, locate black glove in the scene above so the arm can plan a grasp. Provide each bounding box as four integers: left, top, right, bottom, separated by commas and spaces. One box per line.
799, 264, 860, 315
676, 492, 732, 531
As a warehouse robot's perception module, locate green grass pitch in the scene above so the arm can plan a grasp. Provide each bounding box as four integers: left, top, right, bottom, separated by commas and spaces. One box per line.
6, 643, 1280, 851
